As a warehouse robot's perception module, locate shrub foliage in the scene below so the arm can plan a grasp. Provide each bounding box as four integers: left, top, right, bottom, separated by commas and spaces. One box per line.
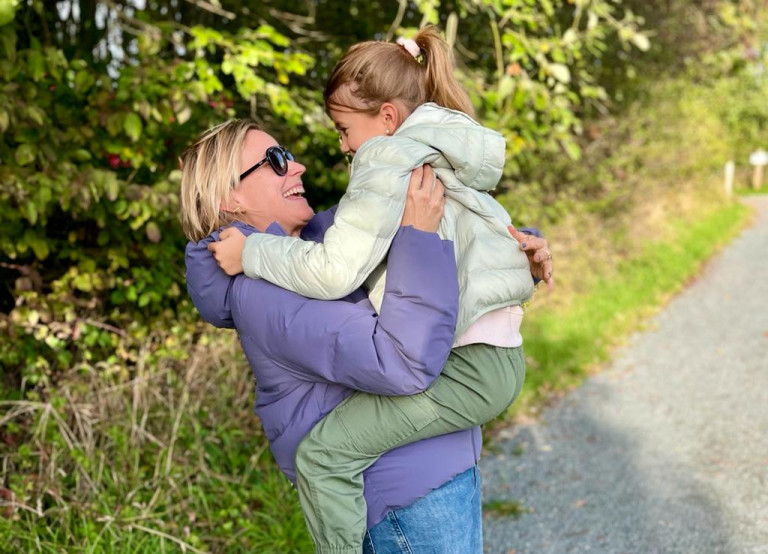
0, 0, 656, 390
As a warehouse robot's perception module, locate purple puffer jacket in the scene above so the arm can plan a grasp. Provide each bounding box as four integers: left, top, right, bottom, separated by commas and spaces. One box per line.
185, 209, 482, 529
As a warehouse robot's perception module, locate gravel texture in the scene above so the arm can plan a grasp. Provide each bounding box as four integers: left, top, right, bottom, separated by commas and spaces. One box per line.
481, 197, 768, 554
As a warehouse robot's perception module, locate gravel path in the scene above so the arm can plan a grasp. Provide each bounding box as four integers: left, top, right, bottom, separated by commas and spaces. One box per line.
481, 196, 768, 554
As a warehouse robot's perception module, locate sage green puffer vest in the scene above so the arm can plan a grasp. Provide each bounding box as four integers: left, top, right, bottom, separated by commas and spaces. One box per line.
243, 103, 534, 339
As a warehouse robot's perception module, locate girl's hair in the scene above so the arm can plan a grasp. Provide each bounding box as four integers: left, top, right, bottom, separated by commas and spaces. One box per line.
179, 119, 261, 242
324, 25, 474, 118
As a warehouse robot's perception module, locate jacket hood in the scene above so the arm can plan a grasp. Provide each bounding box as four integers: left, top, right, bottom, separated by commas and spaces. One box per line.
394, 103, 506, 192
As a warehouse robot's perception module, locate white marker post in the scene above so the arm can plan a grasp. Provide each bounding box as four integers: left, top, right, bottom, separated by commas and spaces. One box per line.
724, 161, 735, 197
749, 150, 768, 190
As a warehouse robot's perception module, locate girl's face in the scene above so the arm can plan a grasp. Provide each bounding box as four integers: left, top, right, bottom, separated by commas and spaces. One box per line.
329, 106, 391, 157
229, 130, 314, 236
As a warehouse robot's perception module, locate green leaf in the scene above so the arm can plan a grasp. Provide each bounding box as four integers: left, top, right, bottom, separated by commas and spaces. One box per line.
498, 76, 515, 102
28, 48, 45, 81
23, 200, 37, 224
0, 108, 8, 133
630, 33, 650, 52
0, 0, 19, 28
176, 105, 192, 125
72, 149, 92, 162
15, 143, 36, 166
549, 63, 571, 84
106, 113, 123, 136
22, 229, 49, 260
74, 69, 95, 93
25, 105, 45, 125
73, 273, 92, 292
124, 112, 142, 142
561, 138, 581, 161
138, 292, 151, 308
30, 237, 49, 260
104, 174, 119, 202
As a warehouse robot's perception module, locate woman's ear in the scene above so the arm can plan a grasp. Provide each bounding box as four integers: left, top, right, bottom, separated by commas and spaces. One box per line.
220, 191, 239, 214
379, 102, 402, 130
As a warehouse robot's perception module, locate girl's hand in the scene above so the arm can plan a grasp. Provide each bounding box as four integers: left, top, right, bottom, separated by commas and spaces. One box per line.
207, 226, 246, 275
401, 165, 445, 233
508, 225, 554, 290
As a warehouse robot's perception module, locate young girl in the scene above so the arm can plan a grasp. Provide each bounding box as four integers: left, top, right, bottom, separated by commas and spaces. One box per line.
212, 26, 535, 554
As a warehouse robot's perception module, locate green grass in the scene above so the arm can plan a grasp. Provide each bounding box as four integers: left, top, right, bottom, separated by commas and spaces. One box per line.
736, 185, 768, 196
514, 200, 751, 412
483, 499, 528, 519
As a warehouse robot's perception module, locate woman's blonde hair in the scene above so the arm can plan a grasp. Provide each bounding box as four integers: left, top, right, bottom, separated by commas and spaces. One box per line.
324, 25, 474, 118
179, 119, 260, 242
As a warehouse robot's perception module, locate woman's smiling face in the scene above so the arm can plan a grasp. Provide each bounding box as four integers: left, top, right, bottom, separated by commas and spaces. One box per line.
230, 130, 315, 236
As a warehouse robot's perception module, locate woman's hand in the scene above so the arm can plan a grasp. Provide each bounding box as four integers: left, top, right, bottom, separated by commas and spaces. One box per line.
401, 165, 445, 233
207, 226, 247, 275
508, 225, 554, 290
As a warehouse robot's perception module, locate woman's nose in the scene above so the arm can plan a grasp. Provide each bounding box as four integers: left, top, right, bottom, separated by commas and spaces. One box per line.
339, 136, 350, 154
288, 159, 306, 175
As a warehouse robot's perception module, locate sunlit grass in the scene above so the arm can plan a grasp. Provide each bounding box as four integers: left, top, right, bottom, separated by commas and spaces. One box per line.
736, 185, 768, 195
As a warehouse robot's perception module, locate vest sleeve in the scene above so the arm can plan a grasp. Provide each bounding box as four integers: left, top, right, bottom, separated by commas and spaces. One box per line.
241, 137, 431, 299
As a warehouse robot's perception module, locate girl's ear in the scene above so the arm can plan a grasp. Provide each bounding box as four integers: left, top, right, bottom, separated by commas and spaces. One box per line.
379, 102, 402, 130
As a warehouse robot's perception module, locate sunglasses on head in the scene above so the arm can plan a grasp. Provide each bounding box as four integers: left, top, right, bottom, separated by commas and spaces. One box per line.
239, 145, 295, 181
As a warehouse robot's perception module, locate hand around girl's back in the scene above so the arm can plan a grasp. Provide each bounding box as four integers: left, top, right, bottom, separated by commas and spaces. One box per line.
400, 164, 445, 233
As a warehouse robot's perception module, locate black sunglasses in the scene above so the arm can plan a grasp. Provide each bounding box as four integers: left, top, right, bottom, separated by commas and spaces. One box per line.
239, 145, 295, 181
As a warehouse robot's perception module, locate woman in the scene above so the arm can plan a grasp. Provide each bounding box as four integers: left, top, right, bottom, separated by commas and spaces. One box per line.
181, 119, 552, 553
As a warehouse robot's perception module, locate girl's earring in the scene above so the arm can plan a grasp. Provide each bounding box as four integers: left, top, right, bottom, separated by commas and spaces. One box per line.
386, 128, 391, 135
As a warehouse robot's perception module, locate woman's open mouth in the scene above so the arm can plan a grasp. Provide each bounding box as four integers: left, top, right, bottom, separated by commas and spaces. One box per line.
283, 185, 305, 199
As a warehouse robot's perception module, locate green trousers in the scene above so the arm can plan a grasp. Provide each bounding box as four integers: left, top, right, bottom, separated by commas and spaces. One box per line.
294, 343, 526, 554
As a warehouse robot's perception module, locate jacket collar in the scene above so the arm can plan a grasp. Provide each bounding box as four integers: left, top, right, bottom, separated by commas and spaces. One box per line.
228, 219, 322, 242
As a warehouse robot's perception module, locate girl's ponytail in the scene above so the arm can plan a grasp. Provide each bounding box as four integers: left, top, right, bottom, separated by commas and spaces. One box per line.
415, 26, 475, 117
324, 25, 474, 118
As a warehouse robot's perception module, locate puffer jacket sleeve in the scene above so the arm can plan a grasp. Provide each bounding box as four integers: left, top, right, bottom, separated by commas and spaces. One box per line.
237, 226, 458, 395
185, 231, 236, 329
241, 136, 432, 299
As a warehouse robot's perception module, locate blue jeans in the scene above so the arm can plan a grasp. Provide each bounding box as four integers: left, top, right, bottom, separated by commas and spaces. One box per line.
362, 466, 482, 554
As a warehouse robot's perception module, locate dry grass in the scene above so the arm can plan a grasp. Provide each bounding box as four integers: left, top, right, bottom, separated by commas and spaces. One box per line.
0, 329, 312, 552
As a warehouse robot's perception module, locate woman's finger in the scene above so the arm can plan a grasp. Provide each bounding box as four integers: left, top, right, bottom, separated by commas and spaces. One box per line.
418, 165, 435, 197
408, 165, 425, 191
420, 164, 434, 190
431, 178, 445, 199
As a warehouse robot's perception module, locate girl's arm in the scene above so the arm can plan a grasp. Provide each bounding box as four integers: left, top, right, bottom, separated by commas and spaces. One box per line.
240, 136, 433, 299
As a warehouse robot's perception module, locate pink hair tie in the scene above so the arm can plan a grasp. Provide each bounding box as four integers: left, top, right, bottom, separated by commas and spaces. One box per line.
396, 37, 421, 59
